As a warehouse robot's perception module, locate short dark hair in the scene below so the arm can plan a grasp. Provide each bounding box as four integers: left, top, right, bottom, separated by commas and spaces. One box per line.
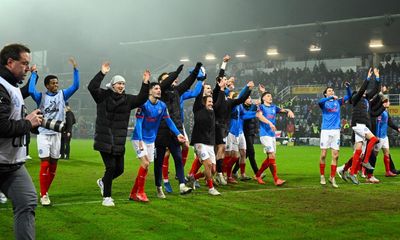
44, 75, 58, 86
0, 43, 30, 66
323, 87, 333, 97
261, 91, 272, 104
150, 82, 160, 89
158, 72, 168, 82
202, 95, 212, 105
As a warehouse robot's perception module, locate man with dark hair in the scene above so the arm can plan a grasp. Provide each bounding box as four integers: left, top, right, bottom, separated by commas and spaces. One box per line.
0, 43, 43, 240
29, 57, 80, 206
154, 63, 202, 197
130, 80, 185, 202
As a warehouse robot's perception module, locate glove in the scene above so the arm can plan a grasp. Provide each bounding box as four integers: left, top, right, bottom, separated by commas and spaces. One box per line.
176, 64, 184, 74
195, 62, 203, 70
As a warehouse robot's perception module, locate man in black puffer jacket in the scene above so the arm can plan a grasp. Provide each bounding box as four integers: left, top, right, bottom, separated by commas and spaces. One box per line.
88, 62, 149, 207
154, 62, 202, 197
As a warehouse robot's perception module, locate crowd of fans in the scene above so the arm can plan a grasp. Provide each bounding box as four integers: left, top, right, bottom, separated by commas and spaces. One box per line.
73, 57, 400, 145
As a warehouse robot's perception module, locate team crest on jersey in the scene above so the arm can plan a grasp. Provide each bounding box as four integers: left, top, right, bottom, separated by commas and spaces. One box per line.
158, 108, 162, 114
44, 100, 60, 114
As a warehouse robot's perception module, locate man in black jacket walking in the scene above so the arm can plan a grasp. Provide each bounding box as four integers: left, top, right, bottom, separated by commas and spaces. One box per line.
88, 62, 149, 206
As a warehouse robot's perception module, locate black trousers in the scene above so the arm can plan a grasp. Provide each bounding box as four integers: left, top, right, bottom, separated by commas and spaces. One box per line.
60, 133, 72, 158
100, 151, 124, 197
233, 133, 258, 174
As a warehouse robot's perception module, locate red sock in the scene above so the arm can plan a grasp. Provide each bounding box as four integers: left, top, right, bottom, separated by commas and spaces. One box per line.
181, 147, 189, 167
162, 153, 170, 180
330, 165, 337, 178
256, 157, 270, 177
137, 166, 148, 193
319, 163, 326, 175
351, 149, 362, 175
207, 179, 214, 189
383, 155, 391, 172
189, 157, 201, 176
226, 157, 239, 178
47, 161, 58, 192
223, 156, 231, 173
194, 172, 204, 180
344, 157, 353, 171
268, 158, 278, 181
39, 161, 50, 196
130, 176, 139, 196
239, 163, 246, 175
363, 137, 378, 164
367, 173, 373, 178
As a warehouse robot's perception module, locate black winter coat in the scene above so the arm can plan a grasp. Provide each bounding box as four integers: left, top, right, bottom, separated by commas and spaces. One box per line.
88, 71, 149, 155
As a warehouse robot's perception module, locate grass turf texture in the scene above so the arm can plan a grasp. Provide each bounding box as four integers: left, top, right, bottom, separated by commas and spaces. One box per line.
1, 139, 400, 240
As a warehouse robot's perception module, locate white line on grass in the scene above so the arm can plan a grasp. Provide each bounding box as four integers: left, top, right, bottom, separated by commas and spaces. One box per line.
0, 181, 399, 211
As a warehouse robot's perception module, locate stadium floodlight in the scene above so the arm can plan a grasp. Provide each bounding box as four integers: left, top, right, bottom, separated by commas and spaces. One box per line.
235, 53, 246, 58
369, 40, 383, 48
180, 58, 190, 62
309, 44, 321, 52
266, 48, 279, 56
205, 54, 216, 60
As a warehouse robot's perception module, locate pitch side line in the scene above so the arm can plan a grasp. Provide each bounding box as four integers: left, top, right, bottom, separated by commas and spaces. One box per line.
1, 181, 399, 211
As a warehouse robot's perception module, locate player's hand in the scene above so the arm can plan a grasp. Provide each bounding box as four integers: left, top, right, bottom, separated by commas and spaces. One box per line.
139, 141, 144, 151
143, 70, 151, 84
101, 62, 111, 75
30, 64, 37, 73
223, 55, 230, 62
373, 68, 380, 78
269, 123, 276, 131
258, 84, 266, 93
177, 134, 186, 143
247, 81, 255, 90
344, 81, 350, 88
287, 110, 295, 118
67, 132, 71, 137
253, 99, 261, 105
26, 109, 43, 128
367, 68, 373, 79
69, 57, 78, 68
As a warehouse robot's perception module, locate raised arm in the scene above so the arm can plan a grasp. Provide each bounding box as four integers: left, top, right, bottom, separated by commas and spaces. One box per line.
213, 80, 226, 110
63, 58, 80, 101
181, 80, 203, 101
366, 68, 381, 100
231, 81, 253, 107
134, 108, 144, 141
175, 62, 202, 95
128, 70, 150, 110
352, 68, 372, 106
159, 64, 183, 91
28, 65, 42, 106
88, 62, 110, 103
193, 87, 205, 113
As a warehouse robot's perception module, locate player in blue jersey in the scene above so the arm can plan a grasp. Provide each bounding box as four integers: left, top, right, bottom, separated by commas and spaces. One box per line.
254, 90, 294, 186
224, 82, 256, 183
28, 58, 79, 206
318, 82, 351, 188
130, 80, 185, 202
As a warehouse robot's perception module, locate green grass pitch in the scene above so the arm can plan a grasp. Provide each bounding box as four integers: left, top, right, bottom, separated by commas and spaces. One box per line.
1, 139, 400, 240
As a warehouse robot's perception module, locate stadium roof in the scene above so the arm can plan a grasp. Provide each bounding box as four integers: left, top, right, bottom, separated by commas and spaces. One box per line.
2, 0, 400, 71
